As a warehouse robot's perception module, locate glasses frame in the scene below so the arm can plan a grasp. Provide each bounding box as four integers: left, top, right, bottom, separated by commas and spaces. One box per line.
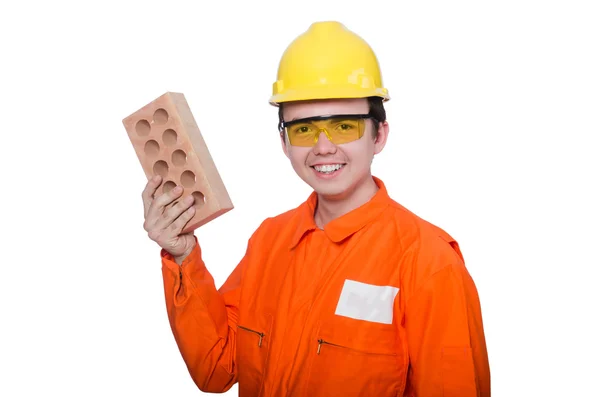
278, 113, 376, 133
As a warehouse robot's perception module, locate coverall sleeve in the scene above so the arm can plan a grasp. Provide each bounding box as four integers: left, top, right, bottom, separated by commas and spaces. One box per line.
160, 235, 244, 393
403, 262, 491, 397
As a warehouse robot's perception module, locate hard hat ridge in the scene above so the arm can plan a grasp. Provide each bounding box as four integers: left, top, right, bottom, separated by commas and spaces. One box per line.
270, 21, 390, 106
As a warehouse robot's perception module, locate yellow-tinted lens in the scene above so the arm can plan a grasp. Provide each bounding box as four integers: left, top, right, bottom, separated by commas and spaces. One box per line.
286, 118, 365, 147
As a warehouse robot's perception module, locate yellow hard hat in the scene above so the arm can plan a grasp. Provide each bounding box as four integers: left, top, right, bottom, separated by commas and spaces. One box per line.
270, 21, 390, 106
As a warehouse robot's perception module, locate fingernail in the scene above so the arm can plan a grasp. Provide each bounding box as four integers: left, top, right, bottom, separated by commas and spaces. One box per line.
185, 195, 194, 204
174, 186, 182, 193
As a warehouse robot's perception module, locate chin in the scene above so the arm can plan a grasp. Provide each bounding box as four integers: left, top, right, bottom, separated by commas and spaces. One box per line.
313, 184, 347, 198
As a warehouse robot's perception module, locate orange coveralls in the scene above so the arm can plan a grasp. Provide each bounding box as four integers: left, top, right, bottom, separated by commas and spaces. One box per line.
160, 177, 490, 396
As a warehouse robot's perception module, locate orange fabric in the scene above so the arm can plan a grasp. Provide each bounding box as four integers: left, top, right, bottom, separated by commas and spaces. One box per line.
160, 177, 490, 396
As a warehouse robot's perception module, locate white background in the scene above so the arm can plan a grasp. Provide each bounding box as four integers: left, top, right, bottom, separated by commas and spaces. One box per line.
1, 0, 598, 395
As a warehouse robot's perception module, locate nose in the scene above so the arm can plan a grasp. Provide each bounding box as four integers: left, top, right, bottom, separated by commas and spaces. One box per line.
312, 130, 337, 155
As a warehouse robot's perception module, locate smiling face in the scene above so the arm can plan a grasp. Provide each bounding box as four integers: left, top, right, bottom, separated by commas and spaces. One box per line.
280, 98, 389, 201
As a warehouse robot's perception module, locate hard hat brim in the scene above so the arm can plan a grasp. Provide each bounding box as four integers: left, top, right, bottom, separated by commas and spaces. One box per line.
269, 86, 390, 107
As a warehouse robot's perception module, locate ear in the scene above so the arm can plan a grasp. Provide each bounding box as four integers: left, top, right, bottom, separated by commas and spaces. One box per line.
373, 121, 389, 155
280, 132, 291, 159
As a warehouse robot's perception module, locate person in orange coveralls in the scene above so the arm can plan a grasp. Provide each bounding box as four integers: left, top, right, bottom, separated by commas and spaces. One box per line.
141, 21, 490, 397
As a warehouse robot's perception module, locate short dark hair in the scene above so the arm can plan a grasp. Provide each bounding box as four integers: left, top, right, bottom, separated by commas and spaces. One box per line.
278, 96, 386, 139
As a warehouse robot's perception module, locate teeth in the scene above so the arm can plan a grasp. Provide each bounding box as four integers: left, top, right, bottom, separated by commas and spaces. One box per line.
314, 164, 343, 173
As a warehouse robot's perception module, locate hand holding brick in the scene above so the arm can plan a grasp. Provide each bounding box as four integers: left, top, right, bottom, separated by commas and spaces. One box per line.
123, 92, 233, 235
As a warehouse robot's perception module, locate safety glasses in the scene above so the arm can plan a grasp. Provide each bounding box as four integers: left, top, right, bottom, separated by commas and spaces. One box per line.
279, 114, 376, 147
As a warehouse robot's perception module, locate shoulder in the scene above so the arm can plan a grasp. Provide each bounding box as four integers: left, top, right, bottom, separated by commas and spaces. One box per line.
246, 200, 307, 241
386, 198, 459, 246
259, 202, 303, 229
380, 197, 470, 302
384, 197, 466, 275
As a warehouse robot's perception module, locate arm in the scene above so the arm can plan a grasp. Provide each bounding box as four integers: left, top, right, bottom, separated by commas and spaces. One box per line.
161, 235, 244, 393
404, 262, 490, 396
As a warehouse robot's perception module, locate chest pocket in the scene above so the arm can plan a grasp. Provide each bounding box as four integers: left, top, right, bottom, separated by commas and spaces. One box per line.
304, 319, 408, 397
236, 313, 273, 397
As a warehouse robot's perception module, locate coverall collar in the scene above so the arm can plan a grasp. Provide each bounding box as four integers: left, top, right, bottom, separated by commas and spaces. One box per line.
290, 176, 390, 249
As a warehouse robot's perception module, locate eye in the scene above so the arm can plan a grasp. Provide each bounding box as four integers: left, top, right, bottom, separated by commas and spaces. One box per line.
335, 123, 355, 132
293, 124, 313, 134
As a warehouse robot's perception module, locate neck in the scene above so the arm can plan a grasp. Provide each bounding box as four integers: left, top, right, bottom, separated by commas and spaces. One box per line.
314, 175, 379, 229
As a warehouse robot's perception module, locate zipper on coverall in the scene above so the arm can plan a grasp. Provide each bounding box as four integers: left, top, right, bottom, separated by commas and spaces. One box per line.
317, 339, 396, 356
239, 325, 265, 347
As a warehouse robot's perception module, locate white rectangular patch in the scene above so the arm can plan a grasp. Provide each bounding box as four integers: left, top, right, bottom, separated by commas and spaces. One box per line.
334, 279, 400, 324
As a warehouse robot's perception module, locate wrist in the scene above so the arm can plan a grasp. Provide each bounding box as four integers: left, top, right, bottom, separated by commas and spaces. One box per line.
173, 248, 192, 265
173, 254, 186, 265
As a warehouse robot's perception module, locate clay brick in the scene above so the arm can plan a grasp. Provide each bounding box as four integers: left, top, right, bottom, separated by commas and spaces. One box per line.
123, 92, 233, 233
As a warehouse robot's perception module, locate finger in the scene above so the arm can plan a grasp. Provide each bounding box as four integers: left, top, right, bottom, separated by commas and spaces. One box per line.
142, 175, 162, 217
156, 194, 195, 231
167, 204, 196, 237
148, 184, 184, 219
